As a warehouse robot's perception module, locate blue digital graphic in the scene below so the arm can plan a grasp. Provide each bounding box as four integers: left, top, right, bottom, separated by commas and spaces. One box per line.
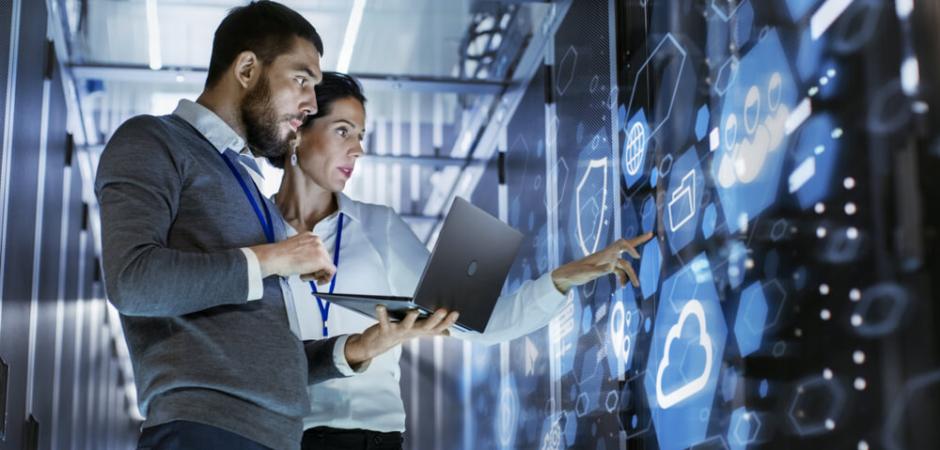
796, 27, 825, 83
727, 240, 747, 289
556, 296, 581, 377
645, 254, 727, 450
495, 375, 520, 449
665, 147, 704, 254
623, 199, 641, 239
732, 0, 755, 47
694, 105, 710, 141
623, 110, 651, 188
403, 0, 918, 447
625, 34, 688, 145
790, 114, 843, 209
784, 0, 823, 22
606, 295, 641, 377
641, 195, 656, 233
701, 203, 717, 239
721, 367, 739, 402
734, 281, 769, 357
711, 29, 798, 233
569, 149, 611, 257
728, 407, 761, 450
639, 240, 662, 300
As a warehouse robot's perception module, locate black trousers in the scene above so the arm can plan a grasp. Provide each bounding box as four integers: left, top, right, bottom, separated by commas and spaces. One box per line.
137, 420, 271, 450
301, 427, 403, 450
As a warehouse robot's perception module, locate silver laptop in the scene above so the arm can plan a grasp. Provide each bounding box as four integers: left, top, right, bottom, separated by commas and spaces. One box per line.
315, 196, 523, 333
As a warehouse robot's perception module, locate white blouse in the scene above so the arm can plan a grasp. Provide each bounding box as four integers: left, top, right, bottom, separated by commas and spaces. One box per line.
279, 193, 567, 432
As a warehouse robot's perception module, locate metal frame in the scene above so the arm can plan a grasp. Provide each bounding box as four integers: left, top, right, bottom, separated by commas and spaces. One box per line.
421, 0, 573, 243
68, 63, 506, 95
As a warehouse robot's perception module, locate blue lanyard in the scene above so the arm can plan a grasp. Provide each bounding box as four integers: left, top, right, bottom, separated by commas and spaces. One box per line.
217, 151, 275, 243
310, 212, 344, 337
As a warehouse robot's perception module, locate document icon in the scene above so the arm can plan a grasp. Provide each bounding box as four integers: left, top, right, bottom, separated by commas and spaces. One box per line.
668, 169, 696, 232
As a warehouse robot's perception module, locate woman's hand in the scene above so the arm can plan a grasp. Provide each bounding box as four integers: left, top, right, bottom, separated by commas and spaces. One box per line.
344, 306, 459, 366
550, 232, 655, 294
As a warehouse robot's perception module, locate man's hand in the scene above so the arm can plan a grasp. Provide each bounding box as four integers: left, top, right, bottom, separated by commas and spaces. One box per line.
343, 306, 460, 367
249, 232, 336, 284
551, 232, 655, 293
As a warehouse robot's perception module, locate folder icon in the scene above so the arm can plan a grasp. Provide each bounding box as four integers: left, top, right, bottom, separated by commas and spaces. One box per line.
668, 170, 696, 232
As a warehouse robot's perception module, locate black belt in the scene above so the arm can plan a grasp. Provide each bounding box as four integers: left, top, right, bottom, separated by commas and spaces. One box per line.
302, 427, 403, 450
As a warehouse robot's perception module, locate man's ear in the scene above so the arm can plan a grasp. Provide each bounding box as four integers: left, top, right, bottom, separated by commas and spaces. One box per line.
232, 50, 260, 90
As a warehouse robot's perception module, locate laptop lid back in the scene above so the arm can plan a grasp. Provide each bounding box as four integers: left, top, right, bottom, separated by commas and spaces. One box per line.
412, 197, 524, 332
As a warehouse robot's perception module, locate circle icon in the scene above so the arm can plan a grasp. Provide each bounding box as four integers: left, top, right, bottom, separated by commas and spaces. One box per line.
624, 121, 647, 176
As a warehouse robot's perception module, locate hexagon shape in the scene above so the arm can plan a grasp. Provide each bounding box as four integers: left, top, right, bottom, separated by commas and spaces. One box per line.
796, 26, 824, 82
641, 195, 657, 234
539, 414, 564, 450
854, 283, 910, 337
555, 46, 578, 96
762, 279, 788, 329
695, 105, 710, 141
714, 56, 739, 96
645, 254, 728, 450
710, 29, 798, 233
710, 0, 747, 21
702, 203, 718, 239
728, 407, 762, 450
787, 376, 846, 436
639, 240, 663, 300
791, 114, 844, 209
733, 1, 755, 47
622, 110, 651, 188
734, 282, 769, 357
625, 34, 688, 144
665, 147, 705, 255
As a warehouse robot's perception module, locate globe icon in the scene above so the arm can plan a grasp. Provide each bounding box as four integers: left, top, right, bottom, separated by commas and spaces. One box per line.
624, 121, 647, 176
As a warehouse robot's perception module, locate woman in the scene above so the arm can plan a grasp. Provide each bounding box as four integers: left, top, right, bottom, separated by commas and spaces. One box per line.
271, 72, 653, 450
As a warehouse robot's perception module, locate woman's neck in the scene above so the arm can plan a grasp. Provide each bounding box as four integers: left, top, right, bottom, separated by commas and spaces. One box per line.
275, 168, 338, 232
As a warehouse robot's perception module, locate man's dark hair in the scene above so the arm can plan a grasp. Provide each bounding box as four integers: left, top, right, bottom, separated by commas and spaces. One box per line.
205, 1, 324, 88
269, 72, 367, 169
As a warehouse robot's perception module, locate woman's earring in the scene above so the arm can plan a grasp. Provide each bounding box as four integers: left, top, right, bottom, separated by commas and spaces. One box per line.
290, 149, 298, 167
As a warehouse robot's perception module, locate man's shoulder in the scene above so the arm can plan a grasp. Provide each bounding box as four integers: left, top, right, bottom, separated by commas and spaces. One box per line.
111, 114, 188, 141
104, 114, 200, 156
98, 114, 200, 175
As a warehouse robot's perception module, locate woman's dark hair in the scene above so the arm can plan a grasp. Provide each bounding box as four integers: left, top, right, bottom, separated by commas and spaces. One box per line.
268, 72, 367, 169
205, 1, 324, 88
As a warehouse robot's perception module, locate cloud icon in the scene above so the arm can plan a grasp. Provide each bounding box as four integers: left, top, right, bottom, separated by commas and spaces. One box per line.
656, 299, 714, 409
716, 72, 790, 189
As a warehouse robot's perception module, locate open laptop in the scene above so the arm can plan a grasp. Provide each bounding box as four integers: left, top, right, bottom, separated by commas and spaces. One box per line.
315, 196, 523, 333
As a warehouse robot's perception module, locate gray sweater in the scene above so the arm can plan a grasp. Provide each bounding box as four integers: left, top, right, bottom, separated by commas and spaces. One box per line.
95, 114, 342, 450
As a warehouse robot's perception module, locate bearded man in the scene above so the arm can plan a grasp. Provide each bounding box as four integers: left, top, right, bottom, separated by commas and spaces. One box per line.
94, 2, 375, 449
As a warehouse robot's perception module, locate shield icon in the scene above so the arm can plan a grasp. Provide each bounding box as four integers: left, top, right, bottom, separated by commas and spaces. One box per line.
576, 158, 609, 256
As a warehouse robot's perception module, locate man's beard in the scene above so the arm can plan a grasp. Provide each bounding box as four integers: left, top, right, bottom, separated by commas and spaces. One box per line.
240, 73, 291, 158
